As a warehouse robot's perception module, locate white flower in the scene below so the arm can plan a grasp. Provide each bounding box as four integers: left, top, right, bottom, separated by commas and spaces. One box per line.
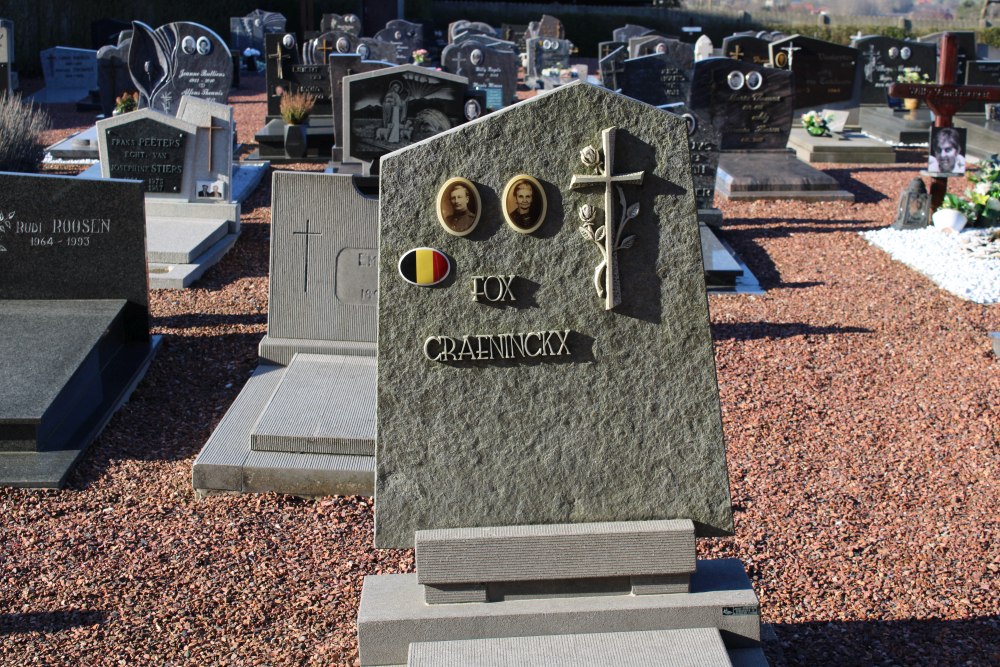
976, 181, 991, 196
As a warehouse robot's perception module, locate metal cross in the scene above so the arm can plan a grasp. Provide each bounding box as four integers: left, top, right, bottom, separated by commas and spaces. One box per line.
780, 43, 801, 70
570, 126, 645, 310
268, 41, 288, 79
315, 39, 335, 63
292, 219, 322, 291
728, 45, 744, 60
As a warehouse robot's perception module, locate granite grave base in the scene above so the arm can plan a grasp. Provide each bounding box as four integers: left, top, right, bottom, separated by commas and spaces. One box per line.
248, 117, 337, 163
715, 151, 855, 202
0, 300, 160, 488
702, 224, 761, 294
787, 127, 896, 164
953, 115, 1000, 160
192, 356, 375, 497
357, 521, 765, 666
859, 107, 933, 145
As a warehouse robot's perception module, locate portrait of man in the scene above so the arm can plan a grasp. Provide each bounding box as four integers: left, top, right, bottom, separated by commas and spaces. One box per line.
502, 175, 546, 233
928, 127, 966, 175
436, 178, 481, 236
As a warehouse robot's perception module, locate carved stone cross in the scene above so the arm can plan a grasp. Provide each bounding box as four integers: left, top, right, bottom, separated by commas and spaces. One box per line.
728, 44, 744, 61
570, 126, 645, 310
292, 218, 322, 291
205, 120, 224, 173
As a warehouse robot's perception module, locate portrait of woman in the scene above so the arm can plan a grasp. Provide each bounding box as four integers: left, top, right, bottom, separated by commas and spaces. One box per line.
502, 175, 547, 234
928, 127, 967, 175
436, 177, 481, 236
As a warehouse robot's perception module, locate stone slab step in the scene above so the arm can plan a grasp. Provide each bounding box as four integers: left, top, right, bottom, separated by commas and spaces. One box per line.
148, 228, 240, 289
716, 152, 854, 202
146, 216, 229, 264
787, 128, 896, 164
250, 353, 376, 455
192, 362, 374, 497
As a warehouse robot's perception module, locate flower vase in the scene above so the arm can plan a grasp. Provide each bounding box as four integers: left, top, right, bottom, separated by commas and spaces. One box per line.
931, 208, 967, 233
904, 98, 920, 111
283, 122, 308, 159
806, 126, 827, 137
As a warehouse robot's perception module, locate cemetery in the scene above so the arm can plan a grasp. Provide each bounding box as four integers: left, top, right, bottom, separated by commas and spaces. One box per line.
0, 3, 997, 666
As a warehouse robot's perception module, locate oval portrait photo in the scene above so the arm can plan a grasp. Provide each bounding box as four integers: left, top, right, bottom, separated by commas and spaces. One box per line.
502, 175, 547, 234
436, 177, 482, 236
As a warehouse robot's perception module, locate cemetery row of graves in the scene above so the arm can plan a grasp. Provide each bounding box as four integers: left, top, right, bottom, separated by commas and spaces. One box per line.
0, 8, 996, 666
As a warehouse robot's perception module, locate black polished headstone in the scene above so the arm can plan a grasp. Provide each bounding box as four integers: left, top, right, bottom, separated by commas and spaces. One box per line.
620, 51, 694, 107
689, 57, 794, 151
442, 41, 517, 108
770, 35, 861, 110
330, 54, 392, 144
599, 46, 627, 91
526, 36, 572, 77
631, 36, 687, 59
598, 41, 625, 61
964, 61, 1000, 114
265, 33, 334, 118
374, 20, 424, 65
229, 9, 286, 54
91, 18, 130, 50
128, 21, 233, 116
613, 24, 656, 43
104, 116, 189, 194
918, 31, 977, 83
321, 13, 362, 37
662, 103, 718, 210
720, 35, 771, 66
97, 41, 135, 117
852, 36, 936, 105
449, 21, 495, 43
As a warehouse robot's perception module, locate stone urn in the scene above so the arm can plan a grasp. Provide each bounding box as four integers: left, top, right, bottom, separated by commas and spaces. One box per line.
931, 207, 967, 233
283, 122, 308, 159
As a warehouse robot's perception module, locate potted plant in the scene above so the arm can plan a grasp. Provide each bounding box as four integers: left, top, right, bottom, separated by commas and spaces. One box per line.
411, 48, 428, 66
113, 91, 139, 116
963, 154, 1000, 228
896, 68, 930, 111
278, 88, 316, 159
933, 193, 969, 233
801, 110, 833, 137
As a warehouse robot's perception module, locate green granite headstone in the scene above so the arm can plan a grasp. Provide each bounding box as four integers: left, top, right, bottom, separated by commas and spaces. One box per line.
375, 82, 733, 548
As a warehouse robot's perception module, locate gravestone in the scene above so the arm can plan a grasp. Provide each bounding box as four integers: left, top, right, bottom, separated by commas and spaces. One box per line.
720, 34, 771, 66
599, 45, 627, 91
631, 36, 689, 59
90, 18, 130, 50
918, 31, 976, 84
0, 172, 158, 488
357, 82, 765, 665
342, 65, 468, 172
852, 35, 936, 105
0, 18, 12, 93
321, 13, 362, 37
330, 55, 392, 161
525, 36, 573, 83
95, 98, 245, 287
97, 40, 136, 117
193, 172, 379, 497
619, 51, 694, 107
373, 19, 424, 64
613, 24, 655, 43
956, 61, 1000, 159
690, 58, 853, 201
128, 21, 233, 116
33, 47, 98, 103
441, 41, 518, 109
598, 40, 625, 61
449, 21, 496, 43
229, 9, 286, 55
695, 35, 714, 61
770, 35, 861, 110
527, 14, 564, 39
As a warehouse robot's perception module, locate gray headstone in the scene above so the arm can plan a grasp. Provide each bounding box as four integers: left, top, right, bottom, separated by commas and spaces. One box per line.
852, 36, 936, 105
128, 21, 233, 116
229, 9, 286, 54
0, 18, 13, 64
97, 41, 136, 117
36, 47, 98, 103
177, 96, 234, 202
526, 36, 572, 77
530, 14, 564, 39
442, 41, 518, 109
450, 21, 496, 43
329, 55, 392, 146
620, 52, 694, 107
321, 13, 362, 37
97, 108, 197, 198
374, 82, 733, 548
689, 58, 795, 151
630, 36, 689, 60
374, 20, 424, 65
720, 35, 771, 66
770, 35, 861, 110
342, 65, 469, 170
265, 171, 378, 349
613, 24, 655, 43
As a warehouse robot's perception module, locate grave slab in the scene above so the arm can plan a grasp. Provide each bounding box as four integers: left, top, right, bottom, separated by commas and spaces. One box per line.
787, 127, 896, 164
716, 151, 854, 201
859, 107, 933, 145
357, 560, 761, 667
953, 116, 1000, 159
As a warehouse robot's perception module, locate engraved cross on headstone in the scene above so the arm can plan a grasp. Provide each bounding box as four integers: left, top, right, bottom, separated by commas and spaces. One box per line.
269, 41, 288, 79
728, 44, 744, 61
292, 218, 322, 291
316, 39, 335, 63
570, 126, 645, 310
205, 120, 224, 173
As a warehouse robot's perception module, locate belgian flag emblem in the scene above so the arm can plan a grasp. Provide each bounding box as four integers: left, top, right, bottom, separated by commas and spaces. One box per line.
398, 248, 451, 286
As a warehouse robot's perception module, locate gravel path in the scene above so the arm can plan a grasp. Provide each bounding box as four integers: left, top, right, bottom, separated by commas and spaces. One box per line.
2, 73, 998, 666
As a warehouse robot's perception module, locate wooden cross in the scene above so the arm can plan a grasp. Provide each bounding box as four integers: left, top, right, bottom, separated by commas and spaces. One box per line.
890, 32, 1000, 211
268, 41, 288, 79
292, 219, 322, 291
570, 127, 645, 310
728, 44, 743, 61
315, 39, 334, 63
205, 120, 225, 173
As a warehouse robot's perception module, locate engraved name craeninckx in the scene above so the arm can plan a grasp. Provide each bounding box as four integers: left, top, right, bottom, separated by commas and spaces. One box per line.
571, 126, 646, 310
0, 209, 111, 252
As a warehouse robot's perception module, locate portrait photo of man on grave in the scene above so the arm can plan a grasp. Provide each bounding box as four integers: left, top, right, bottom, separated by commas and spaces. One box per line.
928, 127, 967, 175
436, 177, 481, 236
502, 175, 547, 234
196, 179, 225, 199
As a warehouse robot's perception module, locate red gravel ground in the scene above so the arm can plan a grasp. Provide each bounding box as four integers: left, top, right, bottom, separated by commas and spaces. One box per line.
2, 71, 998, 666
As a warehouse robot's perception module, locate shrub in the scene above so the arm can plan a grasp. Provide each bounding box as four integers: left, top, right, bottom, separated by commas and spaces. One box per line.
278, 89, 316, 125
0, 92, 51, 172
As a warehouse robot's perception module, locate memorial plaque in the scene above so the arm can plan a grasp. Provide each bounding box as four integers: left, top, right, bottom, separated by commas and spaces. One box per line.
720, 35, 771, 66
342, 65, 468, 168
770, 35, 861, 110
689, 57, 794, 151
442, 42, 518, 109
375, 82, 732, 547
853, 36, 936, 105
663, 103, 718, 210
620, 52, 694, 107
129, 21, 233, 116
321, 13, 362, 37
919, 31, 977, 83
964, 61, 1000, 113
103, 116, 189, 193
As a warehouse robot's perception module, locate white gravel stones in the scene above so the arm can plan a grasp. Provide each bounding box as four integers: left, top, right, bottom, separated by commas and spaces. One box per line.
861, 226, 1000, 304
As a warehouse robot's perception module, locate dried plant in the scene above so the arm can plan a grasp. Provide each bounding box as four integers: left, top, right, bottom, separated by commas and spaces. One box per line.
279, 89, 316, 125
114, 91, 139, 114
0, 92, 52, 173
